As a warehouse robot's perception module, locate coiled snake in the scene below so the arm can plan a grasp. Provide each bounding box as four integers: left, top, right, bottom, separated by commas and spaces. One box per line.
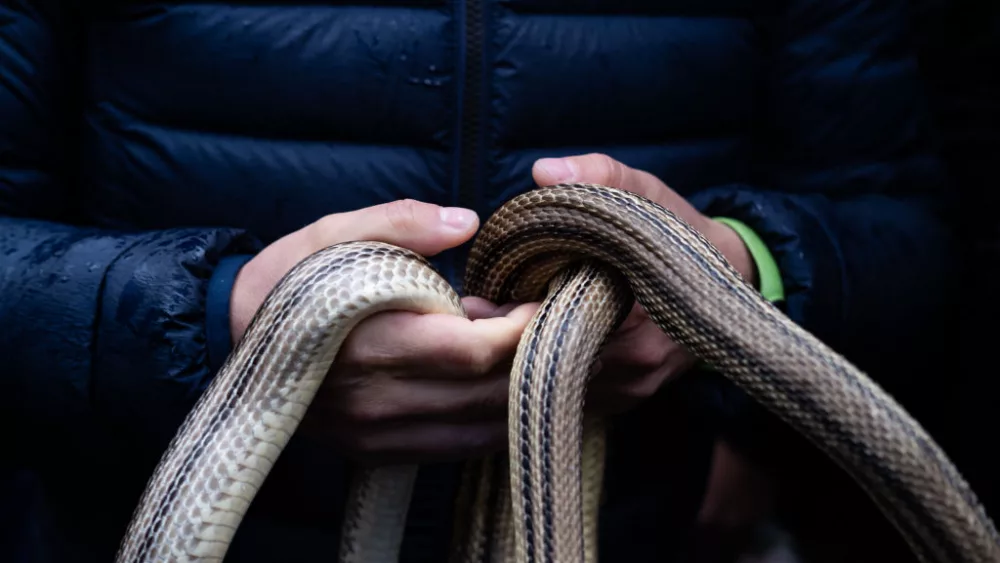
116, 184, 1000, 562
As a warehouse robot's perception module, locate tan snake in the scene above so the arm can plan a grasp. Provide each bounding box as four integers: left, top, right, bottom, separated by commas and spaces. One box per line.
115, 183, 1000, 563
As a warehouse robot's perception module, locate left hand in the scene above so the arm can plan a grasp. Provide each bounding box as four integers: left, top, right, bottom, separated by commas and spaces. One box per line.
531, 153, 758, 413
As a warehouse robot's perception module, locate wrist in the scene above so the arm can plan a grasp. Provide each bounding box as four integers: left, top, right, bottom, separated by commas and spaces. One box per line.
711, 217, 785, 304
228, 257, 265, 347
206, 254, 254, 371
706, 219, 758, 288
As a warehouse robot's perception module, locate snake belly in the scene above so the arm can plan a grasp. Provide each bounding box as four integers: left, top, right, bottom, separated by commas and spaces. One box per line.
114, 242, 465, 562
450, 261, 632, 563
115, 183, 1000, 563
460, 183, 1000, 563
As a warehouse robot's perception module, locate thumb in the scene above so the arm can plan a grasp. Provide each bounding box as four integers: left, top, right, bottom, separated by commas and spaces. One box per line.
313, 199, 480, 257
532, 153, 664, 202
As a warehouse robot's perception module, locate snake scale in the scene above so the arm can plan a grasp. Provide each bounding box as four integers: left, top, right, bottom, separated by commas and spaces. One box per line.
115, 183, 1000, 563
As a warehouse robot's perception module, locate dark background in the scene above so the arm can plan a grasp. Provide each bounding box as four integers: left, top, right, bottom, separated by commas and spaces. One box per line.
761, 1, 1000, 561
0, 1, 996, 561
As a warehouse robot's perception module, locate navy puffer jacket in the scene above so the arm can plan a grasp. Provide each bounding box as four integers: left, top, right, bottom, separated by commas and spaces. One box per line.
0, 1, 959, 561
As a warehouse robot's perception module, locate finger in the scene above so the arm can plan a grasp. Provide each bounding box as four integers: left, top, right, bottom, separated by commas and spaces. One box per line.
586, 360, 679, 415
531, 154, 706, 223
493, 300, 531, 318
599, 321, 681, 376
320, 368, 511, 426
586, 345, 696, 415
339, 302, 540, 378
333, 421, 508, 466
311, 199, 480, 257
462, 296, 502, 320
462, 297, 538, 321
530, 154, 651, 198
616, 302, 648, 332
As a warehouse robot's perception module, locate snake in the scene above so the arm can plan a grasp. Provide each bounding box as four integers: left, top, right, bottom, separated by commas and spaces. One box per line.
115, 183, 1000, 563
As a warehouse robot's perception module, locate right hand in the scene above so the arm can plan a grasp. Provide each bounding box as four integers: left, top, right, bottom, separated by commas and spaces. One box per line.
230, 200, 539, 465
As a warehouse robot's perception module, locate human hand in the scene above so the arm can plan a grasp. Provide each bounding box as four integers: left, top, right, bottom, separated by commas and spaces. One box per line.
230, 200, 539, 465
532, 154, 758, 413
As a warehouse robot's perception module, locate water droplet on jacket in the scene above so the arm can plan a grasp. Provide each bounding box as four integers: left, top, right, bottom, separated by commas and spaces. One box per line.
59, 275, 69, 283
400, 53, 408, 61
423, 78, 433, 85
428, 64, 437, 72
409, 77, 419, 84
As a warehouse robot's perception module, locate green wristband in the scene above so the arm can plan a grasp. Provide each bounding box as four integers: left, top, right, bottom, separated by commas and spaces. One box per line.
713, 217, 785, 303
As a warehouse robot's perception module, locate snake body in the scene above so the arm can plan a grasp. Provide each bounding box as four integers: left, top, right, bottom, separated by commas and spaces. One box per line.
116, 184, 1000, 563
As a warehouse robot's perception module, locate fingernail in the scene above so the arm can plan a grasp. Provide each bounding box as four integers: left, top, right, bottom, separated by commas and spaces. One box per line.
439, 207, 477, 231
536, 158, 575, 182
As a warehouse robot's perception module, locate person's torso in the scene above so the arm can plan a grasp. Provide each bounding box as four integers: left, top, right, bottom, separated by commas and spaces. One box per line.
57, 2, 768, 560
79, 0, 766, 283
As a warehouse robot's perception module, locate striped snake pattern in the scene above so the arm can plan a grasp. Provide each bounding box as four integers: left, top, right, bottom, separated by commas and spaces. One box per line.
115, 184, 1000, 563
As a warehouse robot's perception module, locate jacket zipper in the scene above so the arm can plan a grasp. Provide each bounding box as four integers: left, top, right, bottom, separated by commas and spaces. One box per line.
452, 0, 486, 290
458, 0, 484, 211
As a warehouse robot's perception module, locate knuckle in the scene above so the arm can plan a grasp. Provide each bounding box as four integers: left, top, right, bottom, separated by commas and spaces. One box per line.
307, 214, 341, 247
592, 153, 625, 187
342, 340, 387, 366
456, 344, 502, 375
622, 376, 660, 401
634, 346, 670, 371
314, 213, 339, 233
383, 199, 422, 234
343, 398, 392, 425
608, 341, 668, 372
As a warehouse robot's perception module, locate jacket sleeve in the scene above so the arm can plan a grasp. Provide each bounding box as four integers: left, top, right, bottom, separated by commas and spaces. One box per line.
0, 3, 261, 456
687, 0, 960, 457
